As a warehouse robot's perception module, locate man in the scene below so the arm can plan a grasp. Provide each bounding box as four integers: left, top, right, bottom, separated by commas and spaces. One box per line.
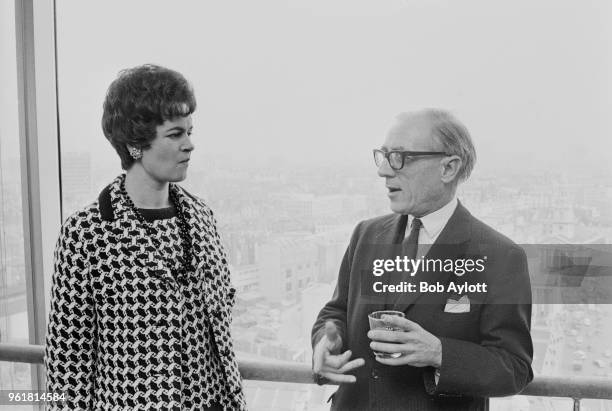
311, 109, 533, 410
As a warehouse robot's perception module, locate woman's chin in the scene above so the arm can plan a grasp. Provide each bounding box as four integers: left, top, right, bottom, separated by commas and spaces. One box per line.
167, 170, 188, 182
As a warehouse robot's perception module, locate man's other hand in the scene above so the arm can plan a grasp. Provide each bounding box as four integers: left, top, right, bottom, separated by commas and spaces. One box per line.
313, 321, 365, 384
367, 315, 442, 368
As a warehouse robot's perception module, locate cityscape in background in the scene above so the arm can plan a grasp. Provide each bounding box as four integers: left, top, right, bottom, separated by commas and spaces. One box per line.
2, 150, 612, 409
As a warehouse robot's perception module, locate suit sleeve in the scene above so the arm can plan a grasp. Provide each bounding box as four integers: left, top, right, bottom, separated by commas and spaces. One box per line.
311, 222, 364, 352
45, 218, 97, 410
424, 246, 534, 397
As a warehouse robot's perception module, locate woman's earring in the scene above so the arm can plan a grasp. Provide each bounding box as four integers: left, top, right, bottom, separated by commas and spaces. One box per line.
128, 146, 142, 160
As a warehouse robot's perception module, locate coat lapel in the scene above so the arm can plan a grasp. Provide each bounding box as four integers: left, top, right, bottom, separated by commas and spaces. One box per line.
169, 184, 211, 277
391, 202, 472, 313
364, 214, 408, 310
102, 175, 215, 285
169, 184, 229, 315
375, 213, 408, 245
105, 175, 175, 283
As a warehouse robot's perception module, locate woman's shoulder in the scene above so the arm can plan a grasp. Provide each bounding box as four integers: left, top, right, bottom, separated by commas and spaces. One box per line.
174, 184, 214, 214
59, 201, 103, 236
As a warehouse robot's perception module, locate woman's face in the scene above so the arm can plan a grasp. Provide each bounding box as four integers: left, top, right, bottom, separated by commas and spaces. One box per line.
140, 115, 194, 184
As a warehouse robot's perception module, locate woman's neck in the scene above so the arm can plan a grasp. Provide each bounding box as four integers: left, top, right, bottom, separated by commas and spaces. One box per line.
124, 167, 171, 209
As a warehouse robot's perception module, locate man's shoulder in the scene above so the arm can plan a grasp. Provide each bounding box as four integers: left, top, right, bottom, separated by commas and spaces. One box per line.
466, 211, 523, 254
355, 213, 399, 233
360, 213, 399, 228
346, 213, 402, 244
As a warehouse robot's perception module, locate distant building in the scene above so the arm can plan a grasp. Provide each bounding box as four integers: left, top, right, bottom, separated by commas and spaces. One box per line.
300, 283, 334, 359
62, 152, 92, 213
231, 264, 260, 294
257, 236, 318, 303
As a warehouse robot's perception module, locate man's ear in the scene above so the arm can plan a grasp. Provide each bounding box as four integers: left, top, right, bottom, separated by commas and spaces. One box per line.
440, 155, 462, 183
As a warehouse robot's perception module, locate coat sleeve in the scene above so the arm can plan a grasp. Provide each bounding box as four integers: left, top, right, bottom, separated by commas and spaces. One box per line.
45, 217, 97, 410
424, 245, 534, 398
204, 204, 237, 308
311, 221, 364, 352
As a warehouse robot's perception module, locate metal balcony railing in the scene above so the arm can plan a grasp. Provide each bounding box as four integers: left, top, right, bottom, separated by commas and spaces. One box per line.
1, 343, 611, 410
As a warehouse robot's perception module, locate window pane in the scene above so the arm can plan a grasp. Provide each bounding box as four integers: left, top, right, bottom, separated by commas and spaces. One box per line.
55, 1, 612, 409
0, 0, 32, 390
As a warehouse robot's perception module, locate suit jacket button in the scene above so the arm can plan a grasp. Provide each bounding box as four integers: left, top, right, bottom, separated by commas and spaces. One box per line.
371, 369, 379, 380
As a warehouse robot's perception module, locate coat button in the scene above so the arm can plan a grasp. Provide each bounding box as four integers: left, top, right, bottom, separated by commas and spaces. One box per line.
371, 369, 379, 380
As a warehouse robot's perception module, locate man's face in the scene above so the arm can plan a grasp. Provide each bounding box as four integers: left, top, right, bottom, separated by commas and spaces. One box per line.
377, 116, 447, 216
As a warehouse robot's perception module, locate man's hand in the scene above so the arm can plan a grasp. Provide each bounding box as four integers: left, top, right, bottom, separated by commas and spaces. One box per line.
367, 315, 442, 368
313, 321, 365, 384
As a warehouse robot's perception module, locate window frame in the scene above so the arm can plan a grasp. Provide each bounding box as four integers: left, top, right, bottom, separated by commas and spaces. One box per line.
14, 0, 61, 394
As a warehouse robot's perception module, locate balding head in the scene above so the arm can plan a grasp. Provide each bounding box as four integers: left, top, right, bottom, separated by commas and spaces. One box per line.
393, 109, 476, 182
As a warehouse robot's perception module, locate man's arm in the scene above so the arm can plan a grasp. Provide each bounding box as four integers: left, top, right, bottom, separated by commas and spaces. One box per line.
311, 247, 350, 349
425, 246, 534, 397
311, 222, 365, 383
311, 221, 364, 349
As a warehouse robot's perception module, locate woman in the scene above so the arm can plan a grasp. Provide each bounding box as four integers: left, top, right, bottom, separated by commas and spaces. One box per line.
45, 64, 246, 410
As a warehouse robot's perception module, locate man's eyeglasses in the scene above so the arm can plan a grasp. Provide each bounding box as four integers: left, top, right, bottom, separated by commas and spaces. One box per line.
373, 149, 450, 171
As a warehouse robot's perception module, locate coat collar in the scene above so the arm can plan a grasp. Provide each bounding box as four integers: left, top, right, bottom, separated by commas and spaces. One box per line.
98, 174, 203, 224
97, 174, 214, 281
374, 200, 472, 247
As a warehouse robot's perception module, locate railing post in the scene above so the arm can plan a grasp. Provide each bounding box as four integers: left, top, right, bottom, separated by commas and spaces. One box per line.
572, 397, 580, 411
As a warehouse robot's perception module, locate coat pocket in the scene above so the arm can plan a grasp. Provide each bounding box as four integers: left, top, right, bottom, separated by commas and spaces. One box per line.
433, 310, 480, 341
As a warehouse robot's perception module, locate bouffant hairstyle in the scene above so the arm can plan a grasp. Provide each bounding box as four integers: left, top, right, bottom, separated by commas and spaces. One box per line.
101, 64, 196, 169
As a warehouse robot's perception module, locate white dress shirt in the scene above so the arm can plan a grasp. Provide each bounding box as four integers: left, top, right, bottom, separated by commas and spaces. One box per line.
406, 197, 458, 258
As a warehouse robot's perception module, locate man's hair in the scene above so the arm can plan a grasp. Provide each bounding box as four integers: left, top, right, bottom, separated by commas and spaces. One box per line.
101, 64, 196, 170
397, 109, 477, 182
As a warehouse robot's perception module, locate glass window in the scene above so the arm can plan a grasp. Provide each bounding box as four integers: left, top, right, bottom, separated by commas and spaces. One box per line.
53, 1, 612, 410
0, 0, 32, 390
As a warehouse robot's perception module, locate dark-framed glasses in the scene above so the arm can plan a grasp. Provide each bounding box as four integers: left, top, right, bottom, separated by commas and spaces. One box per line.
373, 149, 450, 171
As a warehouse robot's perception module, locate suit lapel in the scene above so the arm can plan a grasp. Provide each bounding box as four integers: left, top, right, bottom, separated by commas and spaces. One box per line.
375, 213, 408, 245
367, 215, 408, 310
391, 202, 473, 313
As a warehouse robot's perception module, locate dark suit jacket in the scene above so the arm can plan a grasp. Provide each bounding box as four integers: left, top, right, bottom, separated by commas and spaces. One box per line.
312, 203, 533, 411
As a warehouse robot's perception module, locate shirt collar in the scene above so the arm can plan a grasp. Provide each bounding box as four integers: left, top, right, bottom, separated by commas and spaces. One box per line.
408, 196, 458, 239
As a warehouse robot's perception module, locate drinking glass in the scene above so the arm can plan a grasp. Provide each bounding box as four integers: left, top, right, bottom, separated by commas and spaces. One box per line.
368, 310, 405, 359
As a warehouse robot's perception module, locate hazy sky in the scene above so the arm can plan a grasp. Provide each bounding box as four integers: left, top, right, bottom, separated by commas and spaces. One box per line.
55, 0, 612, 176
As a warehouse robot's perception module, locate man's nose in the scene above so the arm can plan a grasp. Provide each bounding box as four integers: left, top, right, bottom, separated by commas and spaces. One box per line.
377, 159, 395, 178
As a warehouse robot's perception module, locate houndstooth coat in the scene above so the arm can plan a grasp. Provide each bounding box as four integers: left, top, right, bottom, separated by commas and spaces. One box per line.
45, 175, 247, 410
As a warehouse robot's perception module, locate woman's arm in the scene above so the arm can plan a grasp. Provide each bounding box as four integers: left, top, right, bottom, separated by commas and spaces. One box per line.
44, 217, 97, 410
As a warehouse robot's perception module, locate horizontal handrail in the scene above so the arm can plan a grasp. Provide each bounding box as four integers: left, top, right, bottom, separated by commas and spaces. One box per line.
1, 343, 611, 400
0, 343, 317, 384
